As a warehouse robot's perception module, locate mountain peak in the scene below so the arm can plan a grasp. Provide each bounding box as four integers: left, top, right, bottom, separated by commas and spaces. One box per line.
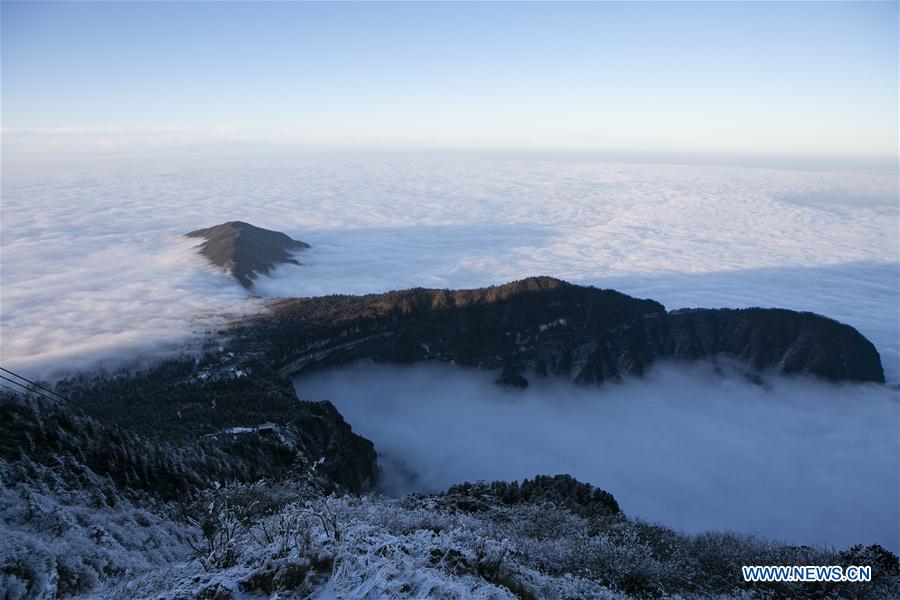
186, 221, 310, 288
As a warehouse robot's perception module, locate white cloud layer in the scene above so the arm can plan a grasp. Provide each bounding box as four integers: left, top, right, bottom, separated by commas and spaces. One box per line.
3, 154, 896, 550
1, 155, 897, 380
294, 361, 900, 552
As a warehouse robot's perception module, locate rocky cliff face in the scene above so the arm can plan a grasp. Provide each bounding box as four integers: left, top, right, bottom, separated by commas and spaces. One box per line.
666, 308, 885, 383
239, 277, 884, 384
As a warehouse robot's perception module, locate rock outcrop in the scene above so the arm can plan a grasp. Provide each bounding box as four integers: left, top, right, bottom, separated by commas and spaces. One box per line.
443, 474, 621, 517
187, 221, 310, 288
238, 277, 884, 384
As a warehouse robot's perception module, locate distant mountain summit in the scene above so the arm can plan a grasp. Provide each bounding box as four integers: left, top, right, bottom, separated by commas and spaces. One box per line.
186, 221, 310, 288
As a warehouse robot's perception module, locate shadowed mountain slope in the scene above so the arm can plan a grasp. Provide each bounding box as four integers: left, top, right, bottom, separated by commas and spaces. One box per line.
237, 277, 885, 384
54, 359, 377, 495
187, 221, 310, 288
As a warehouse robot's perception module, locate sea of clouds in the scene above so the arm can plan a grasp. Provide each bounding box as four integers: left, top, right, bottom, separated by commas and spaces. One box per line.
2, 154, 897, 379
295, 360, 900, 552
2, 153, 897, 550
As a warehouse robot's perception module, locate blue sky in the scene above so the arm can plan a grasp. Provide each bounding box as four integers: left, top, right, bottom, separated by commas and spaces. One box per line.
2, 1, 897, 157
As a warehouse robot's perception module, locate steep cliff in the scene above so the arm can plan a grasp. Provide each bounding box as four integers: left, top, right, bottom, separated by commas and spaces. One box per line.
239, 277, 884, 384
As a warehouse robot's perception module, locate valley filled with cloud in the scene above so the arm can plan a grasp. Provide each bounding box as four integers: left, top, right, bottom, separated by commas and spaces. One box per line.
295, 360, 900, 552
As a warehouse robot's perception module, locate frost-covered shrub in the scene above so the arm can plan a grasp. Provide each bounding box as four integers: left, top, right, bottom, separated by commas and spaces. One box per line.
4, 450, 897, 600
0, 463, 193, 599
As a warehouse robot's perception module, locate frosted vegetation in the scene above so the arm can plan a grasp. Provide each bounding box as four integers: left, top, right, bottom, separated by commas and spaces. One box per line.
4, 469, 898, 599
2, 389, 897, 599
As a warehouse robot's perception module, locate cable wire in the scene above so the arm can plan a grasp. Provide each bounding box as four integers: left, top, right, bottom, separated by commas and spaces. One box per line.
0, 366, 71, 404
0, 374, 71, 407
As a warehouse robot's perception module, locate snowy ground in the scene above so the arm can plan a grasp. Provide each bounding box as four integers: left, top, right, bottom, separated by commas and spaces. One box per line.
80, 479, 899, 600
1, 155, 897, 380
